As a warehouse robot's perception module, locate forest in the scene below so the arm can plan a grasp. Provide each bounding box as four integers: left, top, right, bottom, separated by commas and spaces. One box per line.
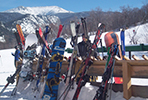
63, 3, 148, 37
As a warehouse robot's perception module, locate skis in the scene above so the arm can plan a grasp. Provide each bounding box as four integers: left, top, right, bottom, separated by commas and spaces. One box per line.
93, 32, 119, 100
72, 23, 105, 100
120, 29, 125, 59
13, 34, 39, 97
0, 65, 22, 96
62, 21, 80, 99
35, 24, 64, 89
65, 21, 79, 86
35, 26, 51, 89
37, 27, 52, 54
13, 28, 22, 51
16, 24, 25, 50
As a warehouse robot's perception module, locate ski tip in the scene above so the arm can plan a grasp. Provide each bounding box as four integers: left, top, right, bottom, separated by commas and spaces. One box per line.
120, 28, 125, 31
70, 21, 75, 23
98, 23, 105, 29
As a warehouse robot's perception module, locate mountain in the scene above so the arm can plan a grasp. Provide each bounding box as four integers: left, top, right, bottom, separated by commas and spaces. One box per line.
4, 6, 74, 15
0, 6, 90, 49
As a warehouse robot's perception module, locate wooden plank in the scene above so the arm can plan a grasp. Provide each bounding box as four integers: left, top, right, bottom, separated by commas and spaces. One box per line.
127, 60, 148, 66
122, 62, 132, 100
91, 82, 148, 98
132, 85, 148, 98
61, 60, 148, 78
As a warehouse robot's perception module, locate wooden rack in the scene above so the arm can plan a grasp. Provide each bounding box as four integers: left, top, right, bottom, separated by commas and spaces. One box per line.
61, 55, 148, 100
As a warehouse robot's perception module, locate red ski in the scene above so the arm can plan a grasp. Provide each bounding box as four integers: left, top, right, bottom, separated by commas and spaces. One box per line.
57, 24, 64, 38
16, 24, 25, 49
38, 27, 52, 54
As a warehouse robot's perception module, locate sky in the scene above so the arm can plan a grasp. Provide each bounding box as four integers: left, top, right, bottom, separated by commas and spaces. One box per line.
0, 0, 148, 12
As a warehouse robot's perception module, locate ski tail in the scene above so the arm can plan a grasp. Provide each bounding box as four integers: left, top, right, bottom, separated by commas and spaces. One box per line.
120, 29, 125, 59
0, 83, 9, 96
57, 24, 64, 38
13, 31, 23, 51
81, 17, 89, 40
37, 27, 52, 54
16, 24, 25, 49
92, 23, 105, 49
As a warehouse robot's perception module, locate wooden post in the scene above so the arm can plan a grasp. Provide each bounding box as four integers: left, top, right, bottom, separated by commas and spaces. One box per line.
142, 55, 148, 60
132, 55, 140, 60
123, 56, 130, 60
122, 61, 132, 100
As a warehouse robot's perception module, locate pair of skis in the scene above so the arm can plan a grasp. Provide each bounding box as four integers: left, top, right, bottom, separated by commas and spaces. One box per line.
60, 21, 80, 100
36, 24, 64, 55
35, 24, 64, 88
72, 18, 105, 100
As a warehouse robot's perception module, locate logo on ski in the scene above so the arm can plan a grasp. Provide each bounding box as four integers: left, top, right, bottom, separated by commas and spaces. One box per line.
54, 46, 65, 51
43, 95, 51, 100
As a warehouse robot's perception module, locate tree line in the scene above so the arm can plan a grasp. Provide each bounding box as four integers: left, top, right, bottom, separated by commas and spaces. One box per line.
63, 3, 148, 37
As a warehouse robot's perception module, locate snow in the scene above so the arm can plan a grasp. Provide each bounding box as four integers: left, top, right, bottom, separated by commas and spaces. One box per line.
0, 35, 6, 43
0, 23, 148, 100
4, 6, 74, 15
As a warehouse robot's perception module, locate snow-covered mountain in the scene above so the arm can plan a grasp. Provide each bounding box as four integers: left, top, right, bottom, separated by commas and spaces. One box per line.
0, 6, 79, 49
13, 14, 60, 34
5, 6, 74, 15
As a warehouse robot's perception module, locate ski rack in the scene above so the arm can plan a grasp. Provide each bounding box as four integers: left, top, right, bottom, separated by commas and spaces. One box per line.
61, 55, 148, 99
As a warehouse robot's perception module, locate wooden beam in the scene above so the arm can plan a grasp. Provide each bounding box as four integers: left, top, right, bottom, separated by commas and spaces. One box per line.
122, 61, 132, 100
61, 60, 148, 78
91, 82, 148, 98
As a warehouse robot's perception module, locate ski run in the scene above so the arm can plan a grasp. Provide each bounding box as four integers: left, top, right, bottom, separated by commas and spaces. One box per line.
0, 20, 148, 100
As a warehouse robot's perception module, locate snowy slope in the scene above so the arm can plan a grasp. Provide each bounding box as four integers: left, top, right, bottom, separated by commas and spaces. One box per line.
5, 6, 73, 15
65, 22, 148, 49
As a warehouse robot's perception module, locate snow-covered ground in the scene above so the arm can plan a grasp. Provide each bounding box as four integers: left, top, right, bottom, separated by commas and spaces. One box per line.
0, 23, 148, 100
0, 49, 148, 100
